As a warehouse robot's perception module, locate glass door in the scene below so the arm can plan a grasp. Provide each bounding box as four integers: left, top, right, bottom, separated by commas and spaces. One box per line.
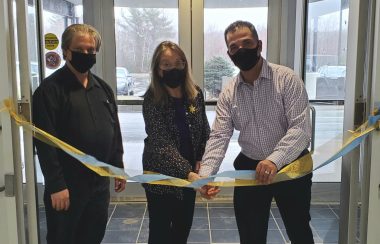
305, 0, 348, 182
304, 0, 350, 243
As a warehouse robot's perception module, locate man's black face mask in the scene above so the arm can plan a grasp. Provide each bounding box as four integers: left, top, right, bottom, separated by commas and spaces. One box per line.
228, 44, 261, 71
69, 50, 96, 73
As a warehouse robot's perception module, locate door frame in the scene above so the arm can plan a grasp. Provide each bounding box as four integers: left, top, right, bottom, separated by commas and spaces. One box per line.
0, 0, 26, 243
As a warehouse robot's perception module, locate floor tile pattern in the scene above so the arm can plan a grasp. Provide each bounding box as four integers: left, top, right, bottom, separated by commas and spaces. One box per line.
38, 202, 343, 244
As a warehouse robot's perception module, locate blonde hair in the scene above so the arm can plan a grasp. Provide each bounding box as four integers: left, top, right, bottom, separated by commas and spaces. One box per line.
61, 24, 101, 59
147, 41, 198, 105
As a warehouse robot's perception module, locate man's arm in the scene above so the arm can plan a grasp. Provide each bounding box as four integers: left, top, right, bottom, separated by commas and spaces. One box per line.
266, 74, 311, 169
108, 89, 126, 192
33, 85, 70, 210
33, 86, 67, 193
199, 87, 235, 177
107, 87, 124, 169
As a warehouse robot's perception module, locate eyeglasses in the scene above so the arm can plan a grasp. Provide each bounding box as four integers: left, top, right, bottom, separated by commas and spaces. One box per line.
159, 60, 186, 71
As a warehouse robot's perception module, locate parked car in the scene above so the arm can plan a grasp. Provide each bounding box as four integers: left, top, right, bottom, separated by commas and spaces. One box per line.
316, 65, 346, 100
318, 65, 346, 79
116, 67, 134, 95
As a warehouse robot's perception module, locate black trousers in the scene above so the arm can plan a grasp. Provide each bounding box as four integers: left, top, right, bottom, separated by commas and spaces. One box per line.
145, 188, 196, 244
233, 151, 314, 244
44, 185, 110, 244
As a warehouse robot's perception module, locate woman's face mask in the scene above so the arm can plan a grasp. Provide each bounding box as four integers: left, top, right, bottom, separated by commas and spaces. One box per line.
159, 68, 186, 88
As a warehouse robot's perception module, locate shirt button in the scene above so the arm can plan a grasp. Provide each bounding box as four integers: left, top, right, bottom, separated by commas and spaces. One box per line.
189, 124, 192, 127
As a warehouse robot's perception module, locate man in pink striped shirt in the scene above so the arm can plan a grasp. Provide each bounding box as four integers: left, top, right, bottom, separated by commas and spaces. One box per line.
199, 21, 314, 244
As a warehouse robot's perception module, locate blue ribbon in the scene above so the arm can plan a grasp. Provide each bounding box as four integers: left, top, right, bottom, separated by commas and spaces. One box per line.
44, 114, 380, 188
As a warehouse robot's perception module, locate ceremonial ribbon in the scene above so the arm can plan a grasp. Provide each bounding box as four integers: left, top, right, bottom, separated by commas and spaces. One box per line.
1, 98, 379, 188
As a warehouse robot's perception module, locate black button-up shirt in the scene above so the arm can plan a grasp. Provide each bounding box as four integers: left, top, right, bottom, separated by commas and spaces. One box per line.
33, 65, 123, 194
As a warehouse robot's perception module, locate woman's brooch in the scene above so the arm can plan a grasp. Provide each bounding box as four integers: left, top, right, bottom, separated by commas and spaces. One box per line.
189, 104, 197, 114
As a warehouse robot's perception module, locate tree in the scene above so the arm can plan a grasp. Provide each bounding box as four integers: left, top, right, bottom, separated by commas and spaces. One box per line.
204, 56, 234, 98
116, 8, 175, 73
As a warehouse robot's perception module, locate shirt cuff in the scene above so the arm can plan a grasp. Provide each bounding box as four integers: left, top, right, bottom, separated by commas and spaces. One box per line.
266, 151, 287, 170
47, 177, 67, 194
198, 165, 213, 177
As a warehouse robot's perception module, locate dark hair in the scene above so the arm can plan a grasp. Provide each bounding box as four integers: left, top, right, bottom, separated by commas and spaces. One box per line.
224, 20, 259, 45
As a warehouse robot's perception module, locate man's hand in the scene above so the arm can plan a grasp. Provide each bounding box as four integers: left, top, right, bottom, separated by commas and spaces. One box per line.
188, 171, 221, 199
199, 185, 221, 200
114, 178, 126, 192
51, 189, 70, 211
255, 159, 277, 184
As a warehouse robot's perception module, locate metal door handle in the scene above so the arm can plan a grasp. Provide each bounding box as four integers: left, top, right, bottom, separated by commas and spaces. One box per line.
310, 105, 316, 152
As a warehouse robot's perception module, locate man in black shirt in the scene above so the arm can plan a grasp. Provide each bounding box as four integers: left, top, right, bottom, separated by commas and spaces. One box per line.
33, 24, 126, 244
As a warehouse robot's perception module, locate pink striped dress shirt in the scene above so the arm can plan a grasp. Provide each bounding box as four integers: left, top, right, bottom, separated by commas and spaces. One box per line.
199, 59, 311, 176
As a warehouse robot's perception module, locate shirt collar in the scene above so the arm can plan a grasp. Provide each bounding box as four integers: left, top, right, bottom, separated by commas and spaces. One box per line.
87, 72, 101, 89
236, 58, 272, 85
62, 64, 100, 89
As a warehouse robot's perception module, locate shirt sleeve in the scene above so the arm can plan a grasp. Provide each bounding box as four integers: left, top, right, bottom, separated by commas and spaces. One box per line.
143, 95, 192, 179
107, 88, 124, 169
266, 74, 312, 169
32, 85, 67, 194
199, 87, 234, 177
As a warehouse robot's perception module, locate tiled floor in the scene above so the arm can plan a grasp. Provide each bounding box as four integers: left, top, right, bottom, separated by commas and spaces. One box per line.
38, 202, 343, 244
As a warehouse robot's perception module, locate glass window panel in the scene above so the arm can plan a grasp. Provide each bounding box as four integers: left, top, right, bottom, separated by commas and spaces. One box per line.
305, 0, 348, 100
204, 0, 268, 100
305, 0, 349, 182
42, 1, 83, 78
114, 0, 179, 171
114, 0, 179, 99
12, 2, 40, 99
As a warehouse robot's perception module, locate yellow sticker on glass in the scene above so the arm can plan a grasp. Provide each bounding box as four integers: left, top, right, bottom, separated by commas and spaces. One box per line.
44, 33, 59, 50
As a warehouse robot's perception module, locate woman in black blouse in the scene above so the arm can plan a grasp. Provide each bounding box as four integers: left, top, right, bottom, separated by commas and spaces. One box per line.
142, 41, 210, 244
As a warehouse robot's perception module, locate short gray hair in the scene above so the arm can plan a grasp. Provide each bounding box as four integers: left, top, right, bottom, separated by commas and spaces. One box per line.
61, 24, 101, 59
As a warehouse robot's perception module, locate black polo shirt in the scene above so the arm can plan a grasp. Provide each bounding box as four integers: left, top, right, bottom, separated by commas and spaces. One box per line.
33, 65, 123, 194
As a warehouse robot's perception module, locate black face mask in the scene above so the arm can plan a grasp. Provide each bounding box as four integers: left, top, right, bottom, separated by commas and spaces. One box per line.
159, 69, 186, 88
69, 50, 96, 73
228, 46, 261, 71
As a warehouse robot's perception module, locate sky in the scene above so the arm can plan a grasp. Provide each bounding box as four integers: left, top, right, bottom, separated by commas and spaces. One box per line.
114, 7, 268, 33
